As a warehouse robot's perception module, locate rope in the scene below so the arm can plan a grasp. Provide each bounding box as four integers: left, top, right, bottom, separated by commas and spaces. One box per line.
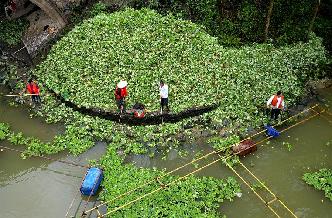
81, 170, 103, 217
238, 161, 298, 218
95, 109, 321, 217
310, 108, 332, 124
65, 169, 90, 218
12, 45, 27, 55
84, 126, 272, 214
102, 155, 226, 217
65, 189, 81, 218
224, 162, 281, 218
223, 111, 323, 218
83, 104, 320, 214
0, 144, 89, 168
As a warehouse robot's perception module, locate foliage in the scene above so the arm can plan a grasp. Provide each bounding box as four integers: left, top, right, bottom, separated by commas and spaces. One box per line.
0, 122, 10, 140
89, 2, 108, 17
208, 135, 240, 152
314, 0, 332, 53
0, 18, 29, 45
282, 141, 293, 151
0, 120, 95, 157
303, 168, 332, 201
134, 0, 325, 46
99, 145, 241, 217
270, 0, 313, 45
34, 8, 327, 133
11, 8, 323, 158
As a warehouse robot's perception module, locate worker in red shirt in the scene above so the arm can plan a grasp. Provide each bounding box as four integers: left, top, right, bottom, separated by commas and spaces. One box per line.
267, 91, 285, 120
26, 79, 41, 104
132, 102, 146, 118
114, 80, 128, 113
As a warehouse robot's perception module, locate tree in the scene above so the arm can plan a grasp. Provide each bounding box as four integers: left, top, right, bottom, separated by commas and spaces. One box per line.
264, 0, 274, 42
308, 0, 321, 34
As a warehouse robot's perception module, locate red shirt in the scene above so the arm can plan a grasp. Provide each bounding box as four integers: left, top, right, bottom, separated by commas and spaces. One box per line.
26, 82, 40, 94
134, 110, 145, 118
114, 86, 127, 100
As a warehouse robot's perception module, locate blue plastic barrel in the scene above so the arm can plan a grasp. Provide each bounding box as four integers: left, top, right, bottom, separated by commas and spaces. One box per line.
80, 167, 103, 196
265, 125, 280, 138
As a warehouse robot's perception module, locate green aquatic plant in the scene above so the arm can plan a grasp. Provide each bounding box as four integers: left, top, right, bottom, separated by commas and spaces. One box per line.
11, 8, 325, 157
303, 168, 332, 201
34, 8, 326, 130
0, 122, 10, 140
8, 132, 26, 145
208, 135, 240, 152
98, 145, 241, 217
282, 141, 293, 151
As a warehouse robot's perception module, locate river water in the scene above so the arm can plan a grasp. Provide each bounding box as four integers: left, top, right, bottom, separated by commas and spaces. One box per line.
0, 86, 331, 218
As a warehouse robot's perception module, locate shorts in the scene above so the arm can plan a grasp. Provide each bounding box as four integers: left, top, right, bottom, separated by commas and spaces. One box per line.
116, 98, 125, 109
161, 98, 168, 107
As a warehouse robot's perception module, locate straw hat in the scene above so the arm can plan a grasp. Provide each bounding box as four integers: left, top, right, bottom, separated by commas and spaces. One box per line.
117, 80, 128, 88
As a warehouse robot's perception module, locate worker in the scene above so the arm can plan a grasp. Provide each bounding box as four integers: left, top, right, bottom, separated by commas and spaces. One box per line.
159, 80, 169, 113
132, 102, 146, 118
267, 91, 285, 120
26, 78, 41, 104
114, 80, 128, 113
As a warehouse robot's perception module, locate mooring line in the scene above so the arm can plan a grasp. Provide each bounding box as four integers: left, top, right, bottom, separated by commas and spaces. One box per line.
219, 111, 322, 218
87, 109, 321, 217
65, 189, 82, 218
102, 155, 226, 217
325, 110, 332, 117
238, 161, 298, 218
65, 169, 89, 218
224, 162, 281, 218
80, 171, 103, 218
82, 104, 320, 215
310, 107, 332, 124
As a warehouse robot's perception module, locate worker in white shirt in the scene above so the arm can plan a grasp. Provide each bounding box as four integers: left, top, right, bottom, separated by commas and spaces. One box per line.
267, 91, 285, 120
159, 80, 169, 113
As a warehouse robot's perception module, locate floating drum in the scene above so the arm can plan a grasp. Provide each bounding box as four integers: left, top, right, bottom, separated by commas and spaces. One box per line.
265, 125, 280, 138
80, 167, 103, 196
233, 139, 257, 156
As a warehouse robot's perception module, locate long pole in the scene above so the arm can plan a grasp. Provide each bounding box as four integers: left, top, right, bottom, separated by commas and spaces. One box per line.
5, 94, 40, 97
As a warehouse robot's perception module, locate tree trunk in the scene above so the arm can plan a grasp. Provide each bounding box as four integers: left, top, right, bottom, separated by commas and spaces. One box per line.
264, 0, 274, 42
308, 0, 321, 34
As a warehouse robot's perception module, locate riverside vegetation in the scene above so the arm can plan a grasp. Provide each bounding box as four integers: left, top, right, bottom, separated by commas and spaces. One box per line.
1, 7, 330, 217
303, 168, 332, 201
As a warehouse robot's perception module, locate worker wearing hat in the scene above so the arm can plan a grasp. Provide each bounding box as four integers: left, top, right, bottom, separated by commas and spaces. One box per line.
114, 80, 128, 113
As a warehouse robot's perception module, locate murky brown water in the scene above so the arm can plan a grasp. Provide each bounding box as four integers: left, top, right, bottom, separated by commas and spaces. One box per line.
126, 87, 332, 218
0, 85, 107, 218
0, 85, 331, 218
